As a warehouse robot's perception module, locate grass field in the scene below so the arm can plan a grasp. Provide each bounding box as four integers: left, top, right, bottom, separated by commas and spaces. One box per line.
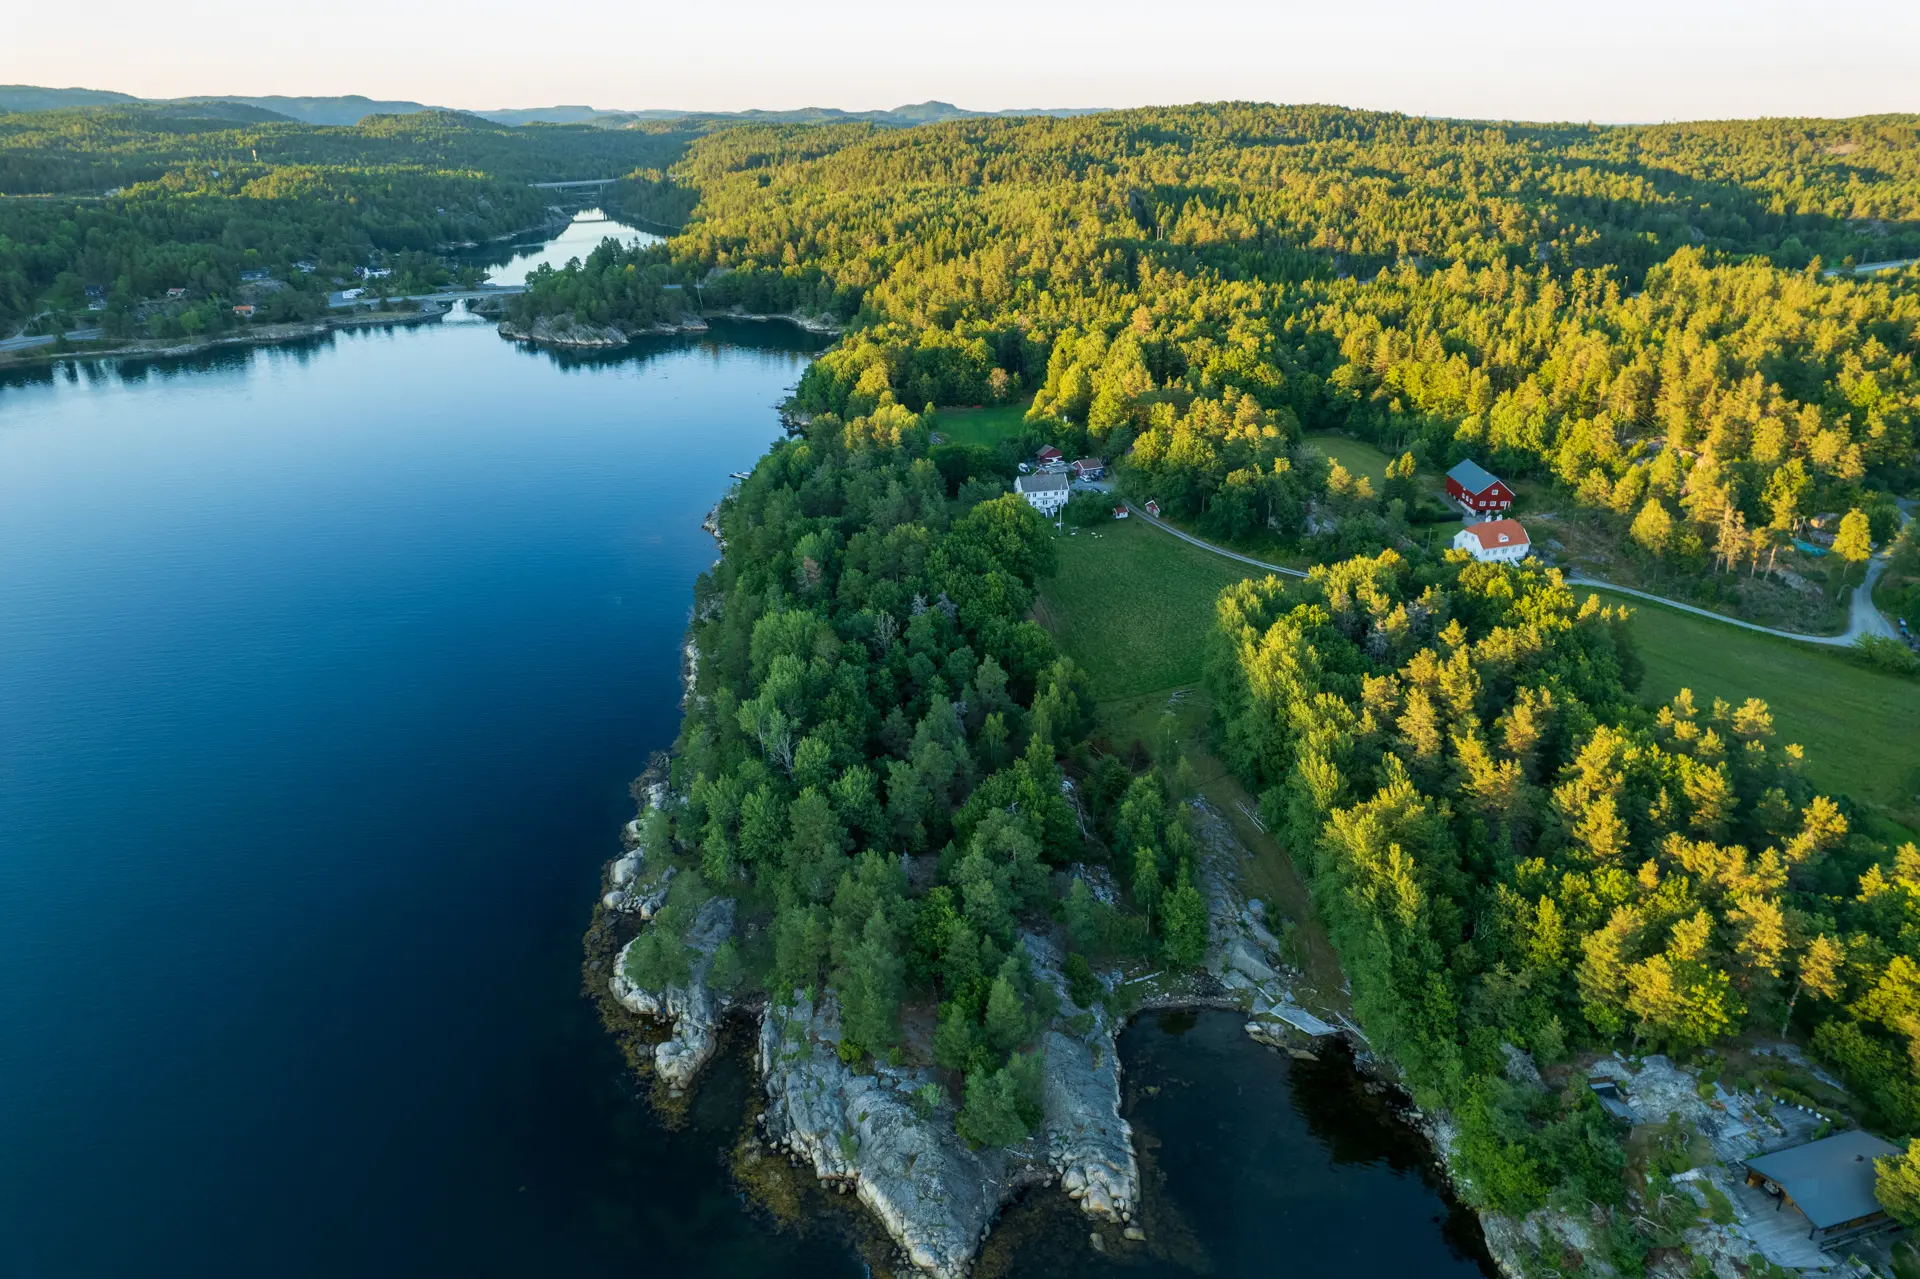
1300, 432, 1394, 487
1586, 588, 1920, 834
930, 402, 1029, 448
1034, 518, 1266, 700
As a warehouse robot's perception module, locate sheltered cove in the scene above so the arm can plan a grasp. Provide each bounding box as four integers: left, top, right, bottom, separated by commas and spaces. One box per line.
581, 734, 1469, 1277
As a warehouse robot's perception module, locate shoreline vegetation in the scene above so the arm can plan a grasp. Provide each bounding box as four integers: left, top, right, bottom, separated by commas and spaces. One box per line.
540, 108, 1920, 1278
7, 94, 1919, 1277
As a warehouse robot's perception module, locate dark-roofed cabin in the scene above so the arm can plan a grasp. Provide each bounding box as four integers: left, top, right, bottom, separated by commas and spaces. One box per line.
1742, 1130, 1901, 1246
1446, 460, 1513, 516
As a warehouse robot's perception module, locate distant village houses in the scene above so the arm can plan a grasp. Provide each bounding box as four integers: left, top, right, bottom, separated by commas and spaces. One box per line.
1453, 518, 1530, 563
1446, 459, 1514, 517
1014, 472, 1070, 517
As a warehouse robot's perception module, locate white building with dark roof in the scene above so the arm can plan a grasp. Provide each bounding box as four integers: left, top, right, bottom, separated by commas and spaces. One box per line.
1014, 472, 1070, 517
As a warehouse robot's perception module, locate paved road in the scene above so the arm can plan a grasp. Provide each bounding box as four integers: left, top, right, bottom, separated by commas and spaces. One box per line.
1124, 500, 1308, 579
1565, 574, 1862, 646
1822, 257, 1919, 278
1570, 502, 1912, 648
1119, 486, 1912, 649
0, 327, 105, 353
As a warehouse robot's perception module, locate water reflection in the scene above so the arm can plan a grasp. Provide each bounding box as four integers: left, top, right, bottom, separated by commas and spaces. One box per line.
463, 208, 661, 286
983, 1010, 1497, 1278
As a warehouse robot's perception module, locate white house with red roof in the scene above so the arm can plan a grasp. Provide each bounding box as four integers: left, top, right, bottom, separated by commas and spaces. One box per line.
1453, 519, 1531, 563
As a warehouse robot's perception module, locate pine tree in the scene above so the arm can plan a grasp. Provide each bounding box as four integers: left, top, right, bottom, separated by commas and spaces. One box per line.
1631, 499, 1673, 558
1161, 869, 1209, 967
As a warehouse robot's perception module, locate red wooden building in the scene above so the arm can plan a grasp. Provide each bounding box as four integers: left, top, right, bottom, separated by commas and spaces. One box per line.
1446, 460, 1514, 515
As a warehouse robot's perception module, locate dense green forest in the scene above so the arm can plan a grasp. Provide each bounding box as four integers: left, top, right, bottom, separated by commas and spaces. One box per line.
9, 97, 1918, 1248
532, 105, 1920, 1256
515, 107, 1918, 594
0, 103, 694, 334
1208, 555, 1920, 1237
633, 400, 1198, 1145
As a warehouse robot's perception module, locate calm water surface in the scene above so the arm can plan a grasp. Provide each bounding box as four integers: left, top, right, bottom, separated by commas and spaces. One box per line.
476, 208, 659, 285
0, 231, 1491, 1278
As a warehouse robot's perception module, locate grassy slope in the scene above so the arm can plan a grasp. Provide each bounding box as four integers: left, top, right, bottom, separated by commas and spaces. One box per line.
1586, 587, 1920, 834
930, 402, 1028, 448
1034, 518, 1264, 701
1301, 431, 1394, 487
1037, 519, 1353, 1010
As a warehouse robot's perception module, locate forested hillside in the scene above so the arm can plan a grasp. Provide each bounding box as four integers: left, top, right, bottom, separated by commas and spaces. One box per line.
516, 106, 1918, 592
1207, 554, 1920, 1228
0, 104, 694, 335
528, 105, 1920, 1256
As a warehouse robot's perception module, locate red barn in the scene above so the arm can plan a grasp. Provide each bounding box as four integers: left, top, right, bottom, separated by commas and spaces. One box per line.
1036, 445, 1063, 465
1446, 460, 1513, 515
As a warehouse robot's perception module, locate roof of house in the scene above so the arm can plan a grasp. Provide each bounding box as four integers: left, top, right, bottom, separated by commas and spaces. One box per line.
1464, 518, 1529, 547
1073, 457, 1105, 469
1744, 1131, 1902, 1228
1016, 473, 1070, 494
1447, 459, 1504, 493
1036, 445, 1062, 459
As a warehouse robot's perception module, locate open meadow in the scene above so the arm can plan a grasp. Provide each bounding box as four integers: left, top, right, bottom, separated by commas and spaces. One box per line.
1584, 588, 1920, 835
1034, 517, 1263, 701
929, 402, 1028, 448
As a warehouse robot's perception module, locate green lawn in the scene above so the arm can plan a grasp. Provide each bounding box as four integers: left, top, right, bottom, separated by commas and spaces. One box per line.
930, 402, 1029, 448
1035, 518, 1267, 700
1586, 588, 1920, 834
1301, 432, 1394, 487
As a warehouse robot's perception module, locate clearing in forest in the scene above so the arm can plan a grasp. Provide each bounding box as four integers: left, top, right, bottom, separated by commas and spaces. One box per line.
930, 402, 1029, 449
1033, 518, 1265, 701
1586, 587, 1920, 835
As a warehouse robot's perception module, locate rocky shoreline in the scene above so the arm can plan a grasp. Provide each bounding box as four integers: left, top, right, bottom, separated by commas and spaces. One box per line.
0, 305, 452, 369
498, 307, 842, 349
585, 753, 1402, 1278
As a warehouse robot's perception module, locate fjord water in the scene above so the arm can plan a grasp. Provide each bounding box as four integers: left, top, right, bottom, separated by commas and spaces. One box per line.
0, 237, 1492, 1276
0, 313, 852, 1278
474, 207, 659, 285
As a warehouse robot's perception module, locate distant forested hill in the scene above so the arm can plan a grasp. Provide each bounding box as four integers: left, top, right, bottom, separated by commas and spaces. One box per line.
0, 105, 696, 334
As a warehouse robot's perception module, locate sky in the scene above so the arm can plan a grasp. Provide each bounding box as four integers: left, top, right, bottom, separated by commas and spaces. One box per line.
5, 0, 1917, 124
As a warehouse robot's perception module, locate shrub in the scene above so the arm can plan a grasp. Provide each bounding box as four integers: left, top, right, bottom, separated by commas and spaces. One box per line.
1064, 951, 1103, 1010
1853, 634, 1920, 677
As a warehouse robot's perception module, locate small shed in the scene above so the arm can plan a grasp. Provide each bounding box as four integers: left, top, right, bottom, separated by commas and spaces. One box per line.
1144, 499, 1160, 518
231, 304, 256, 318
1743, 1130, 1901, 1243
1112, 504, 1129, 519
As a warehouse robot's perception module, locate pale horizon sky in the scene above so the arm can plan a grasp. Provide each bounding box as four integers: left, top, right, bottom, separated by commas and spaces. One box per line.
6, 0, 1918, 124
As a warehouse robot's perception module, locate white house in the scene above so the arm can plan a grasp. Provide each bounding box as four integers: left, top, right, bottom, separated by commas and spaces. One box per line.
1015, 472, 1071, 517
1453, 518, 1531, 563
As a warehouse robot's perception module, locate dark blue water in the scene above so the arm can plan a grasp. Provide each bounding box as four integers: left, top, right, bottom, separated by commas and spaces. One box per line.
0, 315, 856, 1279
0, 288, 1493, 1279
979, 1011, 1495, 1277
